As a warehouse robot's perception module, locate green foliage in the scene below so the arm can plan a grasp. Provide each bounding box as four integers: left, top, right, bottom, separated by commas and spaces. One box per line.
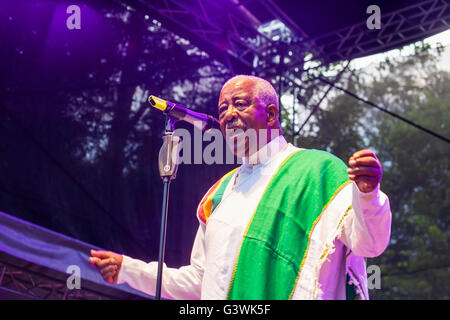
284, 48, 450, 299
368, 59, 450, 299
299, 76, 368, 160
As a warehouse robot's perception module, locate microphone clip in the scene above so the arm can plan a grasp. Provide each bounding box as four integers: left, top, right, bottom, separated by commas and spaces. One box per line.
158, 116, 181, 180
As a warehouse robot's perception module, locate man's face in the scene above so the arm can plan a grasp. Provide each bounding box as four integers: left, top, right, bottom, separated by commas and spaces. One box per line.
217, 77, 269, 157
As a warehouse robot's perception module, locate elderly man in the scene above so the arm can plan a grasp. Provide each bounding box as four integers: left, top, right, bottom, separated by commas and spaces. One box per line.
89, 75, 391, 300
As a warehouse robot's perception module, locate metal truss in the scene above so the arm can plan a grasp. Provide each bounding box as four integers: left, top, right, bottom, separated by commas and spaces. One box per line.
312, 0, 450, 62
121, 0, 348, 136
0, 254, 147, 300
131, 0, 449, 76
132, 0, 319, 76
123, 0, 450, 137
0, 261, 97, 299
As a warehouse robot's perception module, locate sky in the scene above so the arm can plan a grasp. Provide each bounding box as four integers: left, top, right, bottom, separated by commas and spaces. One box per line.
280, 28, 450, 129
350, 29, 450, 72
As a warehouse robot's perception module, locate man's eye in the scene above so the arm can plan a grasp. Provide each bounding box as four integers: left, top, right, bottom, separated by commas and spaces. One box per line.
219, 106, 227, 114
235, 101, 247, 108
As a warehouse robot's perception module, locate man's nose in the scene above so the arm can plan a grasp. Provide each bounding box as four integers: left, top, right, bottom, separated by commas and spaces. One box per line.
221, 105, 239, 123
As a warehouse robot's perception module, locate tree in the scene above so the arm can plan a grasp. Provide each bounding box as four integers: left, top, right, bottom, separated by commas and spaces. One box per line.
0, 0, 232, 265
365, 49, 450, 300
293, 47, 450, 299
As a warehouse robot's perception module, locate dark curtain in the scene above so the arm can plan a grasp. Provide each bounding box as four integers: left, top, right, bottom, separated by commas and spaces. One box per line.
0, 0, 235, 266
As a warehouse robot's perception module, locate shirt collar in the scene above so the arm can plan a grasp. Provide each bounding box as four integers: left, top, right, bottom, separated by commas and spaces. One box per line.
243, 135, 288, 166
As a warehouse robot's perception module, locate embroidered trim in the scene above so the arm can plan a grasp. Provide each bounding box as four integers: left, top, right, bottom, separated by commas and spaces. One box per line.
197, 168, 238, 224
289, 180, 352, 300
226, 150, 303, 299
313, 205, 353, 300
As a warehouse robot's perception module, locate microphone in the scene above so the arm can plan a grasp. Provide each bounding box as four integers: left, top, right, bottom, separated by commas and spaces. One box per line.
148, 95, 220, 132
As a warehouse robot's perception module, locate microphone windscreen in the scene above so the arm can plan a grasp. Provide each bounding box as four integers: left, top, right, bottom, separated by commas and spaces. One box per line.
148, 95, 168, 111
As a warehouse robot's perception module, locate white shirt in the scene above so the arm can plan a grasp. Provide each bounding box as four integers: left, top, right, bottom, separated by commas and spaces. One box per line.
117, 136, 391, 299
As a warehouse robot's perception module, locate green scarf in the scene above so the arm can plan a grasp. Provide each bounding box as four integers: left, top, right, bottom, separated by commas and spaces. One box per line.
226, 149, 350, 299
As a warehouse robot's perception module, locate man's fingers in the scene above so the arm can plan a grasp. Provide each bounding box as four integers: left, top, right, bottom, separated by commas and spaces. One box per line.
95, 257, 117, 269
89, 257, 101, 267
89, 249, 122, 285
349, 156, 380, 168
89, 257, 101, 263
347, 166, 379, 177
91, 249, 113, 259
100, 265, 118, 276
351, 149, 377, 161
354, 175, 379, 183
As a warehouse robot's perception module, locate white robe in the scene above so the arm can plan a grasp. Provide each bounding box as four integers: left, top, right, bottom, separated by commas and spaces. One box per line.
117, 136, 392, 299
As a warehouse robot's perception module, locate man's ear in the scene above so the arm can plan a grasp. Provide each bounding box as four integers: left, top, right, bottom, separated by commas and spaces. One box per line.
266, 104, 278, 126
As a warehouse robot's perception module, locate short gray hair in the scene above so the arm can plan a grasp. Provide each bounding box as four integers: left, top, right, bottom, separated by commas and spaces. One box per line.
222, 75, 279, 109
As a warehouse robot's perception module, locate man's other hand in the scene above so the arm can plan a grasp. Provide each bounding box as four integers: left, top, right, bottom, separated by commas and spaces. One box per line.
347, 149, 383, 193
89, 249, 123, 284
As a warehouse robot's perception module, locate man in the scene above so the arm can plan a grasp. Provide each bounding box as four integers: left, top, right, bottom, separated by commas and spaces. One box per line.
89, 75, 391, 299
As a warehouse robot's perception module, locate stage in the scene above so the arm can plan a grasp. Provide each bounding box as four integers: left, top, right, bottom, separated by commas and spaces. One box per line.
0, 211, 153, 300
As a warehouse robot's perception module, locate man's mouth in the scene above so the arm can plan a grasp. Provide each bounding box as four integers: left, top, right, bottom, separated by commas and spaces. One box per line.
225, 118, 246, 131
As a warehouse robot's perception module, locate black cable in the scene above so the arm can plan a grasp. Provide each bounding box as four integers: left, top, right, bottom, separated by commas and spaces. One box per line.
295, 62, 350, 136
318, 76, 450, 144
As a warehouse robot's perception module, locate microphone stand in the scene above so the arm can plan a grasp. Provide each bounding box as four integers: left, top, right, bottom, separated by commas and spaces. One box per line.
155, 116, 181, 300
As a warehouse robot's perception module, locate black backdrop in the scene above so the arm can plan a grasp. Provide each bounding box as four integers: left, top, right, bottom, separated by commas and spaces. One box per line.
0, 0, 237, 267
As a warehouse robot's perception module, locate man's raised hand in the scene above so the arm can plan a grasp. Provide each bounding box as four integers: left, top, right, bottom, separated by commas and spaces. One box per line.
347, 149, 383, 193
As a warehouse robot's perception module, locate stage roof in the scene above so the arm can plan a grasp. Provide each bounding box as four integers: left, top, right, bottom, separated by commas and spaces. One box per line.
135, 0, 450, 73
274, 0, 450, 60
